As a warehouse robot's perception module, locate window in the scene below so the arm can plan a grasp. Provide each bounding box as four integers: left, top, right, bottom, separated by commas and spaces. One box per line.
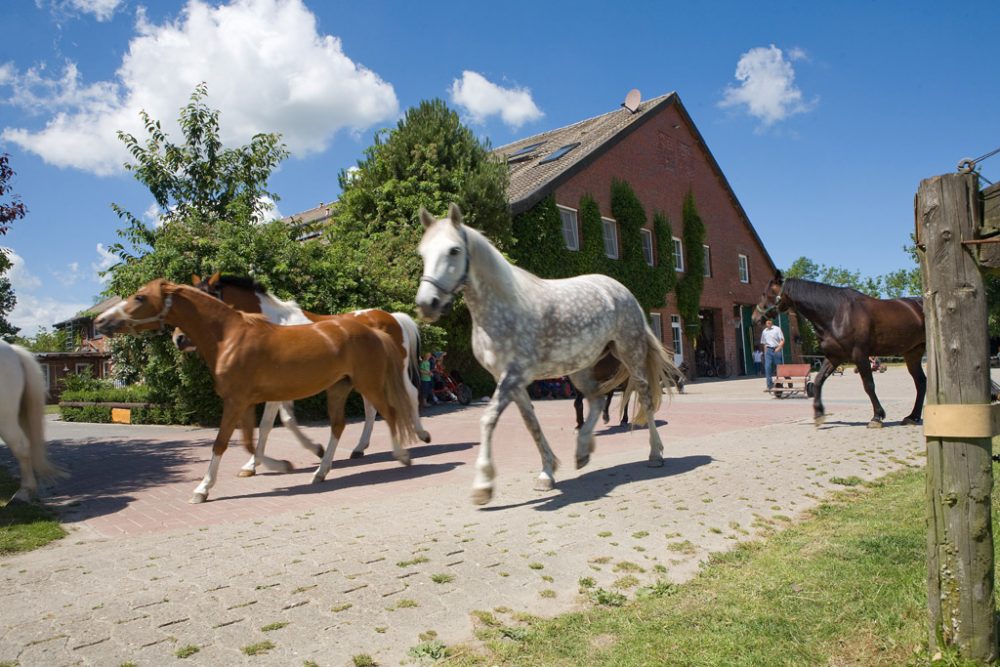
673, 237, 684, 272
558, 206, 580, 251
650, 313, 663, 343
602, 218, 619, 259
641, 229, 654, 266
703, 245, 712, 277
670, 315, 683, 363
75, 363, 90, 375
738, 254, 749, 283
507, 142, 545, 160
539, 142, 581, 164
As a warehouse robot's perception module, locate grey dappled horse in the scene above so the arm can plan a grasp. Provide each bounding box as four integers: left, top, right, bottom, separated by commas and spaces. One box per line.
414, 204, 678, 505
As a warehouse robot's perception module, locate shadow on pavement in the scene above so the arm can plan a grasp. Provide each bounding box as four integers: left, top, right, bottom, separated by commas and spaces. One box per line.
481, 454, 713, 513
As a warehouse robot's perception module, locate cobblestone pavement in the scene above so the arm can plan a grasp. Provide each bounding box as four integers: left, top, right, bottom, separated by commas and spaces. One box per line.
0, 371, 927, 666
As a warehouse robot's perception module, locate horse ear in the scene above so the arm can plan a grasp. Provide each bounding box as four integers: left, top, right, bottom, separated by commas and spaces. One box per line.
207, 272, 221, 286
419, 207, 436, 229
191, 274, 200, 285
448, 203, 463, 227
775, 270, 784, 284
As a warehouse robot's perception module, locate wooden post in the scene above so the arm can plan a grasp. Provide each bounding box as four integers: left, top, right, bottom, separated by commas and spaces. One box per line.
916, 172, 996, 661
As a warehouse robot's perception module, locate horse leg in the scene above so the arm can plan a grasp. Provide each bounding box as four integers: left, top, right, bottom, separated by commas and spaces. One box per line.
573, 390, 585, 430
192, 401, 243, 503
349, 397, 377, 459
568, 369, 607, 469
854, 354, 885, 428
812, 360, 838, 426
509, 387, 560, 491
401, 361, 432, 444
620, 391, 630, 426
312, 380, 352, 484
614, 345, 665, 467
602, 392, 611, 424
239, 402, 293, 477
0, 418, 38, 503
361, 388, 413, 468
901, 347, 927, 425
473, 373, 519, 505
278, 401, 324, 458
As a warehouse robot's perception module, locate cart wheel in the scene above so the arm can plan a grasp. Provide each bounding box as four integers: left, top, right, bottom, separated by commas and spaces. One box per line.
457, 383, 473, 405
806, 380, 815, 398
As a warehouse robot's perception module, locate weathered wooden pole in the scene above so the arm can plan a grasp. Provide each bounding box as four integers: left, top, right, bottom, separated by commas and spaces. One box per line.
916, 172, 996, 661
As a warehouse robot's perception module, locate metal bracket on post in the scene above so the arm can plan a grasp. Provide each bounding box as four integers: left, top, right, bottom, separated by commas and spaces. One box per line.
923, 403, 1000, 438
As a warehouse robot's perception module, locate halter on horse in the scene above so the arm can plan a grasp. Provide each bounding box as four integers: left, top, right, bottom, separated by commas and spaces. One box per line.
753, 271, 926, 427
415, 203, 679, 505
0, 341, 66, 503
96, 279, 418, 503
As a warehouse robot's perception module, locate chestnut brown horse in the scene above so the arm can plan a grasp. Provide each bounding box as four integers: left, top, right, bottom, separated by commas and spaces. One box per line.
96, 279, 418, 503
184, 273, 430, 476
752, 271, 926, 428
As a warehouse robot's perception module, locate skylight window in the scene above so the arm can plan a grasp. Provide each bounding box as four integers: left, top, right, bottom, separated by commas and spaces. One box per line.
538, 142, 581, 164
507, 142, 546, 160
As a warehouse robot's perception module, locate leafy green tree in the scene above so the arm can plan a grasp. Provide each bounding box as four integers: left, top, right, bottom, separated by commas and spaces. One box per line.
105, 85, 300, 424
12, 327, 73, 352
0, 152, 27, 340
332, 98, 511, 392
675, 191, 706, 343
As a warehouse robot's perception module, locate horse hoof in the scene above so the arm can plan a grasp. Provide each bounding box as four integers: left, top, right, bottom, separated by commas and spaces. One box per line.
901, 417, 921, 426
576, 454, 590, 470
349, 451, 365, 459
237, 469, 255, 478
867, 420, 883, 429
534, 477, 554, 492
647, 455, 665, 468
280, 460, 293, 473
6, 494, 31, 506
814, 415, 826, 427
310, 475, 326, 485
190, 493, 208, 504
396, 453, 412, 467
472, 487, 493, 505
418, 431, 432, 444
314, 447, 325, 459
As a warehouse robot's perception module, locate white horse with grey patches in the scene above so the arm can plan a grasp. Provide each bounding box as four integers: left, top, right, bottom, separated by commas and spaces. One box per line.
415, 203, 678, 505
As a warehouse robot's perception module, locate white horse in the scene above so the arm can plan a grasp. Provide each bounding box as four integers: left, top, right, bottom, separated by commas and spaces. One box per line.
0, 340, 65, 503
415, 204, 678, 504
175, 275, 429, 476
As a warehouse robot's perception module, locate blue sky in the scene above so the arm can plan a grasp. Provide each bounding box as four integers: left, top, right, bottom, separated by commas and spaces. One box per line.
2, 0, 998, 335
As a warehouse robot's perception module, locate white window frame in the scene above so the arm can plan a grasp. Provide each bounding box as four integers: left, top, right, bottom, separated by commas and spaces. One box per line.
640, 229, 654, 266
738, 254, 749, 283
670, 314, 683, 365
650, 312, 663, 343
557, 205, 579, 251
703, 245, 712, 277
75, 363, 90, 375
673, 237, 684, 272
601, 217, 619, 259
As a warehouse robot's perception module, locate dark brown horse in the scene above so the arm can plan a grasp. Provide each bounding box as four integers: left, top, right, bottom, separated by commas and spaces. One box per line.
753, 271, 926, 427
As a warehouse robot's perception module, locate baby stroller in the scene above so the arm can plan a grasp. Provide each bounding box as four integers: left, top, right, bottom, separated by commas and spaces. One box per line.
431, 355, 473, 405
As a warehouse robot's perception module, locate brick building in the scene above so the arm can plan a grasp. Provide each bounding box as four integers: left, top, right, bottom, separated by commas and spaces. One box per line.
496, 91, 796, 377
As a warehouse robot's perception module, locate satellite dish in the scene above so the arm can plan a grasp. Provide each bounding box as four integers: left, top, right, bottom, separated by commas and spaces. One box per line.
622, 88, 641, 113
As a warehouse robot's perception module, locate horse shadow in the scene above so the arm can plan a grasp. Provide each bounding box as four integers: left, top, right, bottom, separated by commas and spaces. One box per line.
481, 454, 713, 513
0, 436, 200, 524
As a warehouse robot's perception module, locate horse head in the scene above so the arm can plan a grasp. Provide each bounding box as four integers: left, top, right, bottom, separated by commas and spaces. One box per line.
192, 272, 224, 299
415, 202, 469, 322
96, 278, 175, 335
752, 270, 786, 324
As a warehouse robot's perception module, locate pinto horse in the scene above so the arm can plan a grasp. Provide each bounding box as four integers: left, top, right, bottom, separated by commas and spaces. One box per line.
96, 279, 418, 503
752, 271, 926, 427
0, 340, 66, 503
415, 204, 679, 505
180, 273, 430, 476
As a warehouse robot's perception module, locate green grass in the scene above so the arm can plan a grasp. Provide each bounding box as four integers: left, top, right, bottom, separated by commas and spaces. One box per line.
240, 640, 275, 656
447, 467, 985, 666
0, 468, 65, 556
174, 645, 200, 658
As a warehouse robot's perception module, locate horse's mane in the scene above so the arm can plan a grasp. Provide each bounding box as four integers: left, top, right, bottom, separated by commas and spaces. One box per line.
786, 278, 864, 311
214, 275, 267, 294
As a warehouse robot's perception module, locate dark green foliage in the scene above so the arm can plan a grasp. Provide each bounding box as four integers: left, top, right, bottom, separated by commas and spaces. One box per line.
608, 180, 674, 311
675, 191, 706, 342
510, 197, 583, 277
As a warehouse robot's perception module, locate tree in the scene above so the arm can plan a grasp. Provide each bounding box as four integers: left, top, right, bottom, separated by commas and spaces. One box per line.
332, 98, 511, 391
0, 152, 27, 340
12, 327, 73, 352
106, 85, 302, 424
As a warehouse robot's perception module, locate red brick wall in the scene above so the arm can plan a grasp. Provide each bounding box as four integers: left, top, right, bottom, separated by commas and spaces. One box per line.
551, 103, 796, 374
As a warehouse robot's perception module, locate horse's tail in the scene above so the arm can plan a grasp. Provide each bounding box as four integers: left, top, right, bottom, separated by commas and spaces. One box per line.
613, 327, 680, 427
392, 312, 422, 388
376, 330, 419, 446
12, 344, 66, 481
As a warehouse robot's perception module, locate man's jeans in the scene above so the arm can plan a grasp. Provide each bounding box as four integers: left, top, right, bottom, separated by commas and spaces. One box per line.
764, 348, 779, 389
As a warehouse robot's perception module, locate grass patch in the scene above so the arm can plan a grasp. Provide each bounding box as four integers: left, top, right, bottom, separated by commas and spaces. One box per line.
260, 621, 288, 632
240, 640, 275, 656
174, 645, 200, 658
352, 654, 377, 667
443, 468, 955, 666
0, 468, 66, 556
431, 573, 455, 584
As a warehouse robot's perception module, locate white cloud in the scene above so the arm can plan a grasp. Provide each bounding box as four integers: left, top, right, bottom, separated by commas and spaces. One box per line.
2, 249, 88, 335
449, 71, 543, 130
3, 0, 399, 175
53, 261, 85, 287
65, 0, 124, 22
92, 243, 117, 282
719, 44, 815, 127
